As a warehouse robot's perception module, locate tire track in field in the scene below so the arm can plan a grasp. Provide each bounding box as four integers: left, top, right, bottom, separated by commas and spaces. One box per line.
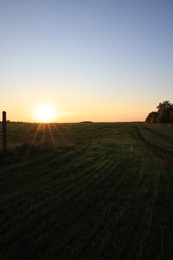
142, 125, 173, 144
135, 125, 173, 163
134, 125, 170, 259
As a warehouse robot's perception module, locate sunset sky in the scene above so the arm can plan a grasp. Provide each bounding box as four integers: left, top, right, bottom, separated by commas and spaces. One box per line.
1, 0, 173, 122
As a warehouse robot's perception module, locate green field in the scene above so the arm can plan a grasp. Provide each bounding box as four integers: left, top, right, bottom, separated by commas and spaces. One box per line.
0, 122, 173, 259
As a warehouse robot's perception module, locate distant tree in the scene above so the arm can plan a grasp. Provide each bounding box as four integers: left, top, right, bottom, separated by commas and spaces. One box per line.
156, 101, 173, 113
156, 101, 173, 123
156, 112, 166, 123
146, 101, 173, 124
145, 112, 158, 123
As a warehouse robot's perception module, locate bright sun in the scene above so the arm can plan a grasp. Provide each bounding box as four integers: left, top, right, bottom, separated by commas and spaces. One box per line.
34, 105, 56, 123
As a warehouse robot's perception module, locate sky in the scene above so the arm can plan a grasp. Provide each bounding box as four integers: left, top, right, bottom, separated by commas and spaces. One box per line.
0, 0, 173, 122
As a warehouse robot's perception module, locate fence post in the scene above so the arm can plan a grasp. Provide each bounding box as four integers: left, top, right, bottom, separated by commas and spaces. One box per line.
2, 111, 7, 156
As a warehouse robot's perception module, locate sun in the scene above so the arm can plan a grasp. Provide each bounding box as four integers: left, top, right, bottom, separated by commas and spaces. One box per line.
34, 105, 57, 123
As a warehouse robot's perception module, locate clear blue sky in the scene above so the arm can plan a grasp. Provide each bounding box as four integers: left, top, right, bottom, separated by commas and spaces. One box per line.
0, 0, 173, 122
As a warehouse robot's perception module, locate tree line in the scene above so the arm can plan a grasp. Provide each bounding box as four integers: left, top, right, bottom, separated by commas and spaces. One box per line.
146, 101, 173, 123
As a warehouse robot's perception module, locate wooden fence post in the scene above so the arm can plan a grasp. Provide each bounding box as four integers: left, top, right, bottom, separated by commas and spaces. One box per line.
2, 111, 7, 156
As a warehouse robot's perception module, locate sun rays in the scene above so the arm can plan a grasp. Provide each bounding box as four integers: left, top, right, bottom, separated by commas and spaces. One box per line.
22, 122, 73, 156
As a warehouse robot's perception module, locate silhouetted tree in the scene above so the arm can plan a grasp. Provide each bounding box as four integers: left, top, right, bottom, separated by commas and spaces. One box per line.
157, 101, 173, 113
156, 101, 173, 123
146, 101, 173, 123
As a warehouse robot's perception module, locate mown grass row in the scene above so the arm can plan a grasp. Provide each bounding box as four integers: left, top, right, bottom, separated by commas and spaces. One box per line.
0, 123, 173, 259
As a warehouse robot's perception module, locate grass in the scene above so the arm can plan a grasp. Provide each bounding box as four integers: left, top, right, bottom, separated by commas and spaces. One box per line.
0, 122, 173, 259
